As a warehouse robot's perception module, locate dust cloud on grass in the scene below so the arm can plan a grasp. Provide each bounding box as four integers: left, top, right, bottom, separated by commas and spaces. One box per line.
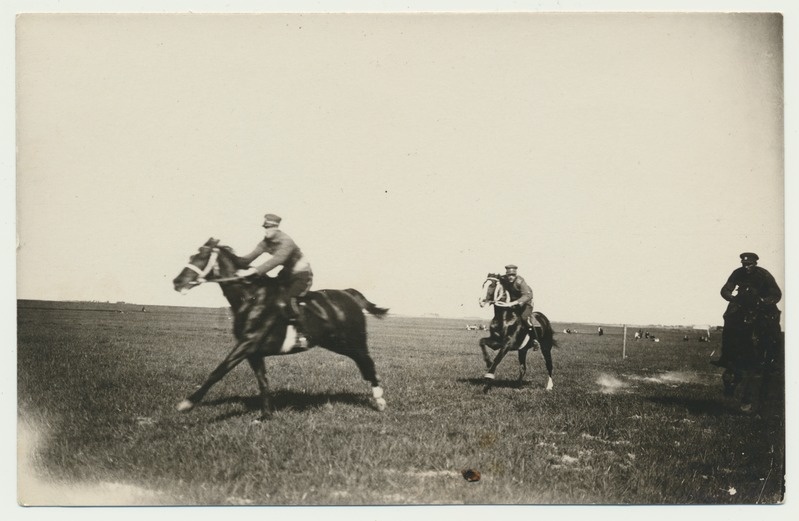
596, 371, 713, 394
17, 415, 174, 506
596, 374, 629, 394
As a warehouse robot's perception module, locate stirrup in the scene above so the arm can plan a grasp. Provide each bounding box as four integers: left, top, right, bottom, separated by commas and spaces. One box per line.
288, 297, 306, 318
293, 334, 309, 350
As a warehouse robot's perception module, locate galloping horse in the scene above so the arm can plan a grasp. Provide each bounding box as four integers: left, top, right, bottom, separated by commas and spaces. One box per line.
478, 274, 555, 391
172, 238, 389, 419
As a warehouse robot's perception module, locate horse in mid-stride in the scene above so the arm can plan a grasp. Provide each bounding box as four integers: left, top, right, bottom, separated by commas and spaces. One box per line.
478, 274, 555, 392
172, 238, 389, 419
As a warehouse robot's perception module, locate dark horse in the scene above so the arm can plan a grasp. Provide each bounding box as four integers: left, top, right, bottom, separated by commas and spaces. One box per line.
172, 238, 389, 419
720, 286, 783, 412
477, 274, 555, 392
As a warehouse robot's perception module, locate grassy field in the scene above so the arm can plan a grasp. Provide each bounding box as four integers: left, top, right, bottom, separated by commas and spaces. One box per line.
17, 300, 784, 506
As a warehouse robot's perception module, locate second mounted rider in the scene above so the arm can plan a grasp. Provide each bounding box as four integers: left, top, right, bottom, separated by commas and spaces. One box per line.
497, 264, 541, 350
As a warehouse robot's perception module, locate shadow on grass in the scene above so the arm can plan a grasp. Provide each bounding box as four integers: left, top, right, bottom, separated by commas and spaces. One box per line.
200, 389, 371, 421
458, 376, 526, 390
646, 394, 760, 417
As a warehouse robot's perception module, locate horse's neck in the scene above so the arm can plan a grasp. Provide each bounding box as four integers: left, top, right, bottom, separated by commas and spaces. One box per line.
493, 305, 517, 321
220, 283, 248, 312
215, 251, 250, 311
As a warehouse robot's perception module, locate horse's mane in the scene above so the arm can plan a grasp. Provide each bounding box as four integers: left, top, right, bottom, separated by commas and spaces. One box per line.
214, 243, 284, 290
216, 244, 249, 270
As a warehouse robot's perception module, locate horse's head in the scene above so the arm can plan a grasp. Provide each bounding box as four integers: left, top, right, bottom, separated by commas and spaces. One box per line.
734, 284, 765, 324
479, 273, 509, 308
172, 238, 242, 294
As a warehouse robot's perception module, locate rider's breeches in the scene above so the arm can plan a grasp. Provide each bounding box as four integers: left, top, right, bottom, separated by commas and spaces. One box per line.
281, 269, 313, 299
520, 305, 534, 326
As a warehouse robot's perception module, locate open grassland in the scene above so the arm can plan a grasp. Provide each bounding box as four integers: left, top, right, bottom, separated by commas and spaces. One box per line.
17, 301, 784, 505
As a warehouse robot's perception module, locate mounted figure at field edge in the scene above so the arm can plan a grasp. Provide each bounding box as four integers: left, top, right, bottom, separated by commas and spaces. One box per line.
713, 252, 782, 410
714, 252, 782, 368
235, 213, 312, 350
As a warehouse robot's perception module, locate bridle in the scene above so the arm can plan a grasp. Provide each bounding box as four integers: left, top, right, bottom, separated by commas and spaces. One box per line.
479, 276, 510, 307
183, 247, 242, 285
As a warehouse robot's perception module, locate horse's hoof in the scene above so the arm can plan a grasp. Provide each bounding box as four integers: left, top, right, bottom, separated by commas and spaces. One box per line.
545, 378, 554, 391
484, 373, 495, 380
374, 397, 387, 411
177, 399, 194, 412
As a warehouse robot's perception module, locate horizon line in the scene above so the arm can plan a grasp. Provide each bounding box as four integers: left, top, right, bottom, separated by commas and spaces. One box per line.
15, 298, 721, 329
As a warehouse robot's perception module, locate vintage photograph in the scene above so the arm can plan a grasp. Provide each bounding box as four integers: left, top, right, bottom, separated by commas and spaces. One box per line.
10, 0, 791, 512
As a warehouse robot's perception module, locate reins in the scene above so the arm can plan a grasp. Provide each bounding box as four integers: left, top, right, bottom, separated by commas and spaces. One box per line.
183, 247, 244, 285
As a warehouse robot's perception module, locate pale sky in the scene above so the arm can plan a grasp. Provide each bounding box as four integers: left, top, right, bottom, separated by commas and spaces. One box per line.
11, 5, 789, 328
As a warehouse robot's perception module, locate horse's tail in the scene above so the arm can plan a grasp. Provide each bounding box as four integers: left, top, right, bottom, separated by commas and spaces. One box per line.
343, 288, 389, 318
534, 311, 558, 348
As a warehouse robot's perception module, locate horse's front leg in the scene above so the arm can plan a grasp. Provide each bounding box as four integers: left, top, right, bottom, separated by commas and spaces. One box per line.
721, 367, 738, 397
247, 355, 272, 420
517, 348, 528, 385
483, 343, 511, 393
177, 340, 255, 412
479, 338, 495, 369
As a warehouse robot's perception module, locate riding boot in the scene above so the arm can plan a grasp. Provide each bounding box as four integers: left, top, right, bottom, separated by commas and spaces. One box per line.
287, 297, 309, 350
526, 322, 541, 351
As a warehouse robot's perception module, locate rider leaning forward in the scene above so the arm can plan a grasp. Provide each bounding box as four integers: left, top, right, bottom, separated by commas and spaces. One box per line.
499, 264, 541, 350
235, 213, 313, 349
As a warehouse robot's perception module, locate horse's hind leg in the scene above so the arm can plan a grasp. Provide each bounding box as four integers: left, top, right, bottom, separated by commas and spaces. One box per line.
540, 344, 554, 391
246, 356, 272, 420
335, 345, 387, 411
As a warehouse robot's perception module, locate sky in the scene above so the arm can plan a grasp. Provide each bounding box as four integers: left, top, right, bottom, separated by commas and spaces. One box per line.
9, 4, 791, 330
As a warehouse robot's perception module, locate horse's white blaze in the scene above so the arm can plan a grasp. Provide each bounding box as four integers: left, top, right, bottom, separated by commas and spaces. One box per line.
177, 399, 194, 412
484, 373, 495, 380
545, 377, 554, 391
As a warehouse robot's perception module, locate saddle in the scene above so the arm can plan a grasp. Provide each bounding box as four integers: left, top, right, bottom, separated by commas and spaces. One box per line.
529, 314, 544, 330
288, 293, 338, 324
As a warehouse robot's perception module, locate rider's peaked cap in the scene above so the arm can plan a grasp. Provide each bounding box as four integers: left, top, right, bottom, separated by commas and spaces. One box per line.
504, 264, 518, 272
263, 213, 282, 228
740, 252, 759, 264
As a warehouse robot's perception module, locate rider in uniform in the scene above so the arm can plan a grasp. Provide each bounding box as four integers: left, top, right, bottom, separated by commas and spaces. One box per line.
713, 252, 782, 369
499, 264, 541, 350
236, 213, 313, 349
